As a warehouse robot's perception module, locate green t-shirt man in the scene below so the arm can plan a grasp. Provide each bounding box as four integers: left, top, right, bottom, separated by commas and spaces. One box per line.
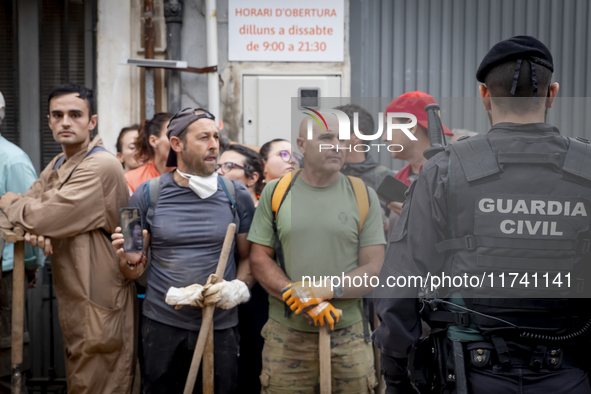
247, 172, 386, 332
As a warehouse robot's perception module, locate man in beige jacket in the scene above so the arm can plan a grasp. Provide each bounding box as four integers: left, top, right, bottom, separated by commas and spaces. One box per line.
0, 84, 134, 393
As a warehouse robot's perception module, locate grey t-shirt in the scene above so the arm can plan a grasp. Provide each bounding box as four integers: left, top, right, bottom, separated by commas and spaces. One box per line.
131, 171, 255, 331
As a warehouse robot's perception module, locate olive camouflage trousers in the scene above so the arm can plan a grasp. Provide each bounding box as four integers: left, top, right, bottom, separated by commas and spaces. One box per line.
260, 318, 377, 393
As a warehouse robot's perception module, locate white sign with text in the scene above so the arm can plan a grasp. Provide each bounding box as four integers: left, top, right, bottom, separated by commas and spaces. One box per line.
228, 0, 344, 62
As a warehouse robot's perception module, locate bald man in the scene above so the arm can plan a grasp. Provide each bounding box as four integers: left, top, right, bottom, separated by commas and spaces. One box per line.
247, 116, 386, 393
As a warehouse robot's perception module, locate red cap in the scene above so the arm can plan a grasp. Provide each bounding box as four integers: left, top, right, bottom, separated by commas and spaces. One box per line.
385, 91, 453, 136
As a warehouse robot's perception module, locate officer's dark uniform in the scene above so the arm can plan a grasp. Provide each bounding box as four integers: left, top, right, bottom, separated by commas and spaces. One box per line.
374, 36, 591, 394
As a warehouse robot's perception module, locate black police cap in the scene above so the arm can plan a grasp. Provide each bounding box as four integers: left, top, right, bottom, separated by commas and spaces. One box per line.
476, 35, 554, 84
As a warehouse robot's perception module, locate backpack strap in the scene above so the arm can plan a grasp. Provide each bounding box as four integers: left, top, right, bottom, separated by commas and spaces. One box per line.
450, 134, 501, 182
272, 169, 301, 219
219, 176, 240, 233
138, 176, 161, 288
347, 175, 371, 342
53, 154, 66, 170
347, 175, 370, 233
145, 176, 162, 232
271, 169, 301, 317
53, 146, 109, 184
140, 175, 168, 287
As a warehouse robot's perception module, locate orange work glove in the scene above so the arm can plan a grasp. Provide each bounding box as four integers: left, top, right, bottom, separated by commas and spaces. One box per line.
281, 281, 334, 314
304, 301, 341, 331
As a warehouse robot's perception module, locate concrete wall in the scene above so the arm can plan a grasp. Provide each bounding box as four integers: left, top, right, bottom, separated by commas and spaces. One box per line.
18, 0, 41, 171
96, 0, 136, 153
97, 0, 356, 146
180, 0, 351, 142
350, 0, 591, 170
179, 1, 210, 110
96, 0, 350, 146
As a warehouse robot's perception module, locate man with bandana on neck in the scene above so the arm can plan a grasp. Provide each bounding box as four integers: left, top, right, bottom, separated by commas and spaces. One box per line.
113, 108, 255, 394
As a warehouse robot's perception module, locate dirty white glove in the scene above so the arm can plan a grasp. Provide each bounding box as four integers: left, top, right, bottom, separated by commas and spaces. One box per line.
202, 275, 250, 309
165, 284, 205, 309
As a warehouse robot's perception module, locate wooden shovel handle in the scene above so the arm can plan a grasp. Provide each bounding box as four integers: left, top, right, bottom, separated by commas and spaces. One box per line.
183, 223, 236, 394
319, 309, 342, 394
11, 240, 25, 394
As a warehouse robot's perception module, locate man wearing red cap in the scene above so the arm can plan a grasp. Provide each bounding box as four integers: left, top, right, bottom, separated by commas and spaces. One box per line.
382, 91, 453, 231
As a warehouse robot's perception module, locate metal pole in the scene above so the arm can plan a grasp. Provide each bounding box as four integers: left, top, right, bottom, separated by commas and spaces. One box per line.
144, 0, 155, 119
164, 0, 183, 113
205, 0, 219, 125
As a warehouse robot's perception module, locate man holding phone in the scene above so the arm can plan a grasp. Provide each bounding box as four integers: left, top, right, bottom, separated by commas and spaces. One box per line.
112, 108, 255, 394
0, 84, 134, 393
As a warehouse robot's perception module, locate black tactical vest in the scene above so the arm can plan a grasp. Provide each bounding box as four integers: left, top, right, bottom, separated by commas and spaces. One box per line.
433, 129, 591, 332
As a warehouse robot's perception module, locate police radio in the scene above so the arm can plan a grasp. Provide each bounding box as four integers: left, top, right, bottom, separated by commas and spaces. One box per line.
423, 103, 447, 160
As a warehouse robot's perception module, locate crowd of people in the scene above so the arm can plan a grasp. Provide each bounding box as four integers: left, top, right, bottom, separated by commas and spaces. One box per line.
1, 34, 589, 394
0, 78, 401, 393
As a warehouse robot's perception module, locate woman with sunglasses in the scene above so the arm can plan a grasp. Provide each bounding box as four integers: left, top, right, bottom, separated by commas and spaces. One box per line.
216, 145, 265, 206
259, 138, 301, 183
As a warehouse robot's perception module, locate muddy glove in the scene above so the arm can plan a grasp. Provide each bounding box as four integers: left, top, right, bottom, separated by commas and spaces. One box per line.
282, 281, 334, 314
165, 284, 205, 309
303, 301, 340, 331
202, 274, 250, 309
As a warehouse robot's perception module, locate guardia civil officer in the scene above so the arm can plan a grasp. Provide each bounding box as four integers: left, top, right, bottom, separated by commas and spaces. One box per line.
374, 36, 591, 393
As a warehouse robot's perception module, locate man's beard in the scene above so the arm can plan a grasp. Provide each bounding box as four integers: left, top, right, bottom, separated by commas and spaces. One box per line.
182, 155, 215, 177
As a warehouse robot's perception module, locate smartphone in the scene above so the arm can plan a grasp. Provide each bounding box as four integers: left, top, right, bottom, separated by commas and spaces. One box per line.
119, 207, 143, 253
376, 176, 409, 204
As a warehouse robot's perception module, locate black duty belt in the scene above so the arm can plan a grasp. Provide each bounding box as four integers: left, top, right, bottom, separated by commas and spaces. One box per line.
466, 339, 581, 371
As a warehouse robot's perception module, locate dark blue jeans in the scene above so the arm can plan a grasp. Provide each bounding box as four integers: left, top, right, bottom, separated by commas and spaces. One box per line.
141, 316, 239, 394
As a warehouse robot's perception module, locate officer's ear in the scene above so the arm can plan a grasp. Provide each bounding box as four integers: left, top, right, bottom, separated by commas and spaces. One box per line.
547, 82, 560, 109
479, 85, 492, 111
